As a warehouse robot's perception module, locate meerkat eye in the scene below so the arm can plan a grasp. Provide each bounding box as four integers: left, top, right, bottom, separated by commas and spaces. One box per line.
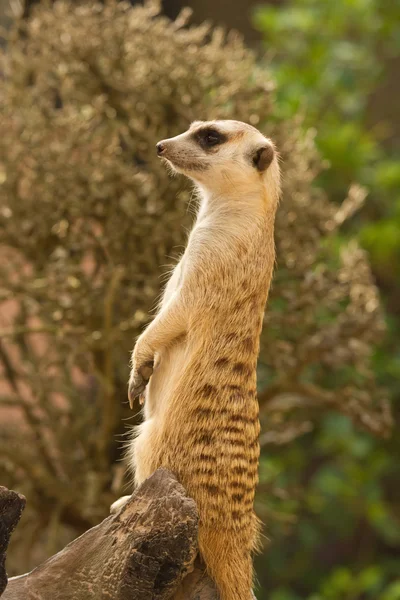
197, 128, 226, 149
204, 131, 221, 146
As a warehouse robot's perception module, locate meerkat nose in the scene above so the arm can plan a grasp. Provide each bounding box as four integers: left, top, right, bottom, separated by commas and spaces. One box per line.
156, 142, 166, 156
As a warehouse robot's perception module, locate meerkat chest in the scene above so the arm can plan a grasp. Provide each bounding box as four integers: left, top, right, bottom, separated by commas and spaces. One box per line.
161, 258, 186, 307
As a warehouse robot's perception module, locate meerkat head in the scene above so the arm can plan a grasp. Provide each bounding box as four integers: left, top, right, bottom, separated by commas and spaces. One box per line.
156, 120, 280, 205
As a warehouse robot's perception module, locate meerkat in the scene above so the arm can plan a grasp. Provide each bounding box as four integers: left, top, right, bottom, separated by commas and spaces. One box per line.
124, 120, 280, 600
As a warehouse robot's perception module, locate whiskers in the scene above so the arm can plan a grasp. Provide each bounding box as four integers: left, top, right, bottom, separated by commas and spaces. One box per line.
186, 186, 201, 217
163, 159, 178, 177
114, 418, 142, 491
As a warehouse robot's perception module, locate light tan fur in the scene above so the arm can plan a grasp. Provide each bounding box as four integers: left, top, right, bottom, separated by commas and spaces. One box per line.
126, 120, 281, 600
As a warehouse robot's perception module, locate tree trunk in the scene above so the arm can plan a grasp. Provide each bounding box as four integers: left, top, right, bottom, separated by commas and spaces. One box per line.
1, 469, 218, 600
0, 487, 26, 597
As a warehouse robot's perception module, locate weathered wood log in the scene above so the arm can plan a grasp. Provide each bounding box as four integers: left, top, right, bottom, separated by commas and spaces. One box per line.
0, 487, 26, 597
1, 469, 219, 600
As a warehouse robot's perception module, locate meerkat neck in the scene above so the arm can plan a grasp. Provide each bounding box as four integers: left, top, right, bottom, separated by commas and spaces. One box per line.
195, 186, 268, 225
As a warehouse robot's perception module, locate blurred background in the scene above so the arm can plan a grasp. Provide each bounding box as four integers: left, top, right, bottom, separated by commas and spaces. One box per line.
0, 0, 399, 598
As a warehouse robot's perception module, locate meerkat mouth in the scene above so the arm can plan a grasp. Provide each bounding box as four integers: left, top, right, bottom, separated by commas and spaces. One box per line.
163, 155, 208, 173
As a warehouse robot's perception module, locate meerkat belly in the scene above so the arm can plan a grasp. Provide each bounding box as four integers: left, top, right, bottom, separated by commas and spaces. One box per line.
142, 323, 260, 508
145, 334, 189, 418
132, 333, 195, 484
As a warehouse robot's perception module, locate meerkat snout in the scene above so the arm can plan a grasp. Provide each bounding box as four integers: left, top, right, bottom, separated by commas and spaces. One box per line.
156, 141, 166, 156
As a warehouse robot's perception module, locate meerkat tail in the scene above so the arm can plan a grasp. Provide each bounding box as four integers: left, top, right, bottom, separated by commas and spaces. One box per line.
199, 524, 260, 600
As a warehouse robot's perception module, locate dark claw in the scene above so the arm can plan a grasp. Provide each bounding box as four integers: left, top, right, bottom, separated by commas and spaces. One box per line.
128, 380, 146, 407
128, 360, 154, 408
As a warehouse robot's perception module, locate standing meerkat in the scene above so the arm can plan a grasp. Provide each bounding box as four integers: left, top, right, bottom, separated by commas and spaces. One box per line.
126, 120, 280, 600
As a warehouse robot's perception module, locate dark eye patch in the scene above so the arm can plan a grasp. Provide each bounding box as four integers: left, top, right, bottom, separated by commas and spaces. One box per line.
195, 127, 227, 150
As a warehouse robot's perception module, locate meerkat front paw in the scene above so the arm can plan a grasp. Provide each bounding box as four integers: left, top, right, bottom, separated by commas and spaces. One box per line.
128, 359, 154, 408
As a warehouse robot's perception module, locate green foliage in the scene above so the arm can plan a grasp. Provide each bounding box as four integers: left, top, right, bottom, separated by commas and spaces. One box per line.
255, 0, 400, 597
254, 0, 400, 265
255, 0, 399, 116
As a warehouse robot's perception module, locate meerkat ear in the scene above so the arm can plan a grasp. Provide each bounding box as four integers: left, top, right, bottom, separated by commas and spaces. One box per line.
253, 145, 274, 172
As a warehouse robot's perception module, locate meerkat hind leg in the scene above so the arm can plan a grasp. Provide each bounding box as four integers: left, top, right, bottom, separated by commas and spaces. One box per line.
110, 495, 131, 514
